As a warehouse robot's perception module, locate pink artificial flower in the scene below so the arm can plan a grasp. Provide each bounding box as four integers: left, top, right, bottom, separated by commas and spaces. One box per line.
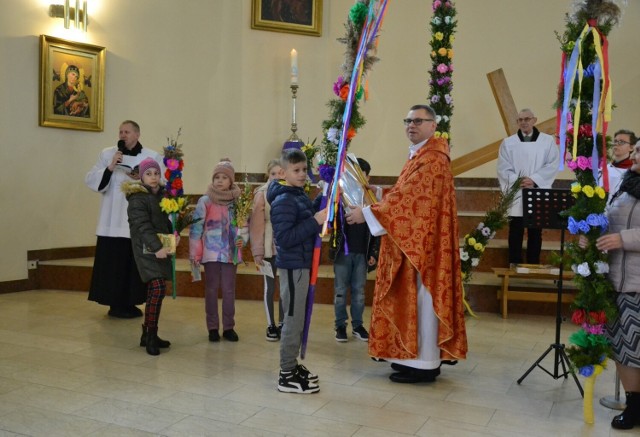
437, 63, 448, 74
433, 0, 442, 10
166, 158, 180, 171
582, 323, 605, 335
566, 159, 578, 170
578, 124, 593, 138
333, 76, 344, 97
576, 156, 591, 170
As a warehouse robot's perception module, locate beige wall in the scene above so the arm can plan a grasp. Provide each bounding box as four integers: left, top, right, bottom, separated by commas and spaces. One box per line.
1, 0, 638, 281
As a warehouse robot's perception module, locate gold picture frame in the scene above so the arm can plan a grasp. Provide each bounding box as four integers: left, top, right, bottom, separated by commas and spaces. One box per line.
39, 35, 105, 132
251, 0, 322, 37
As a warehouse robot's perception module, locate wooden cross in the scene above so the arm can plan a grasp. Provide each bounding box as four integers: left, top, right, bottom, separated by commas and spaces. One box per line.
451, 68, 557, 176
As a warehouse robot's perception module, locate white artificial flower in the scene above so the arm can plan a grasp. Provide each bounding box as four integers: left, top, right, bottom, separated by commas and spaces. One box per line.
444, 16, 451, 24
471, 258, 480, 267
481, 227, 492, 237
443, 115, 450, 123
577, 262, 591, 277
571, 264, 577, 273
460, 249, 469, 261
490, 231, 496, 239
436, 115, 442, 124
327, 127, 340, 145
476, 222, 485, 230
594, 261, 609, 274
432, 17, 442, 25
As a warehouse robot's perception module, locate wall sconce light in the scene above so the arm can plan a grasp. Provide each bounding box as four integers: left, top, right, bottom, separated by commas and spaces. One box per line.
49, 1, 88, 32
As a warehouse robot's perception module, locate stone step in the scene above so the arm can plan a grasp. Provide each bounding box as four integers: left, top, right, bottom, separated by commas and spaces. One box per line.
34, 180, 578, 318
37, 257, 577, 318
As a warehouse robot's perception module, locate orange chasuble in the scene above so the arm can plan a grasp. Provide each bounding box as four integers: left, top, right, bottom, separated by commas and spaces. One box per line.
368, 136, 467, 361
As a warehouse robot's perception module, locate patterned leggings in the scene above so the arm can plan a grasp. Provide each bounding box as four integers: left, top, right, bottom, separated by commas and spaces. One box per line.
144, 278, 166, 330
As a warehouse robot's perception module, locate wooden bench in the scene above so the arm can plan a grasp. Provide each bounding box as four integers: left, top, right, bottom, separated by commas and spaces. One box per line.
492, 267, 575, 319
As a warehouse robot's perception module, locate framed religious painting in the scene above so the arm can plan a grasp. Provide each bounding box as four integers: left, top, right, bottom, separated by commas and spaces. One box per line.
39, 35, 105, 131
251, 0, 322, 37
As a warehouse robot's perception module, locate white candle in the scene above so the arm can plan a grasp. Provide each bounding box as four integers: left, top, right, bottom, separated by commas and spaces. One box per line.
290, 49, 298, 85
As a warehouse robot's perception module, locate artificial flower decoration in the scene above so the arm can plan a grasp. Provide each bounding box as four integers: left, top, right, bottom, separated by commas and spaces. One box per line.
459, 178, 521, 316
556, 0, 623, 424
317, 0, 382, 180
161, 128, 199, 298
428, 0, 457, 146
301, 139, 319, 173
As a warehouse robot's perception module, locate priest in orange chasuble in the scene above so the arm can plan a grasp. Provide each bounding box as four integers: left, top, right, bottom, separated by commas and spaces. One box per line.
346, 104, 467, 383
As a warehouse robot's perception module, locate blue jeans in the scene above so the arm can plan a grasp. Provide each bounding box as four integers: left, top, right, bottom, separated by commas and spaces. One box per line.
333, 252, 366, 329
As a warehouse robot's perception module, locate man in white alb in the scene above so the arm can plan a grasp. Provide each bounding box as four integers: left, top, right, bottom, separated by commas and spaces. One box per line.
497, 108, 560, 265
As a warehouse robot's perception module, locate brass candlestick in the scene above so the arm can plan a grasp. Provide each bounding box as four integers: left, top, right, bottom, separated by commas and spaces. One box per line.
288, 84, 300, 141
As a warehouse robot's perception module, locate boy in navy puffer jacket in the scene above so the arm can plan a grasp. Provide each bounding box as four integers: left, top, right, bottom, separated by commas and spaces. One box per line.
267, 149, 326, 394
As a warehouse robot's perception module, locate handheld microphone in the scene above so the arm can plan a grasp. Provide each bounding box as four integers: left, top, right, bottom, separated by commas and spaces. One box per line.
117, 140, 126, 152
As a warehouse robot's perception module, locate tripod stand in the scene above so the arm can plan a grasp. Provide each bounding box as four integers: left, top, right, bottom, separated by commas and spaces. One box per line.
516, 189, 583, 397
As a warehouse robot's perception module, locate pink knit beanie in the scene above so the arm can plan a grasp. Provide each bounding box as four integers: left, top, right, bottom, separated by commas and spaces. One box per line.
212, 158, 235, 181
138, 158, 160, 176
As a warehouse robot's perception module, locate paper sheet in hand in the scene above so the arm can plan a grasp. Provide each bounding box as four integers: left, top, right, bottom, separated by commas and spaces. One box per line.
191, 260, 202, 282
115, 156, 139, 174
142, 233, 176, 255
259, 261, 274, 278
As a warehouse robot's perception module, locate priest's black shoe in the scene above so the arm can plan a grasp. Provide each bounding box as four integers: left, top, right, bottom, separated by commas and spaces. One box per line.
108, 306, 137, 319
127, 306, 143, 317
389, 369, 438, 383
391, 363, 441, 377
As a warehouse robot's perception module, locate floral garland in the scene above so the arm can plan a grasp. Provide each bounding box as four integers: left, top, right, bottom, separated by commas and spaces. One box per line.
317, 0, 381, 183
459, 179, 521, 317
555, 0, 622, 424
428, 0, 457, 145
459, 178, 521, 284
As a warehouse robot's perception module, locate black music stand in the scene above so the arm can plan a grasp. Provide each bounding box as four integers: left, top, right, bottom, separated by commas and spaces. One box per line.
516, 188, 583, 397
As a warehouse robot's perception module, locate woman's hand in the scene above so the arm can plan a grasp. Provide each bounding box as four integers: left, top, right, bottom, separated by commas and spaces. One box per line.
235, 237, 244, 248
578, 235, 588, 249
596, 233, 623, 251
254, 255, 264, 266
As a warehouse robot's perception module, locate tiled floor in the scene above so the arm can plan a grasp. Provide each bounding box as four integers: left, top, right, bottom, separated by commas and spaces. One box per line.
0, 290, 631, 436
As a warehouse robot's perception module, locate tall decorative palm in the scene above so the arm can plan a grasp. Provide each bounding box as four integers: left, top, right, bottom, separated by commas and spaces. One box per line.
556, 0, 623, 424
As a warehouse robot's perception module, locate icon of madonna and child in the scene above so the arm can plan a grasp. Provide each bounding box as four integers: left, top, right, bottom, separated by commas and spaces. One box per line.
53, 63, 90, 118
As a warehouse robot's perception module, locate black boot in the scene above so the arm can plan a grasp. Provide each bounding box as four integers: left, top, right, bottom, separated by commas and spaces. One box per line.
145, 327, 160, 356
612, 392, 640, 430
140, 325, 171, 348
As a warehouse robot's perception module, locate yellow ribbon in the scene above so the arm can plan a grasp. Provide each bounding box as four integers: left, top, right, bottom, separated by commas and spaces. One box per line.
583, 363, 604, 424
565, 24, 613, 160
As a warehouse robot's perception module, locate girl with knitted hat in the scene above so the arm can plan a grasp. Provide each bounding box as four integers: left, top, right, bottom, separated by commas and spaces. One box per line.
123, 157, 173, 356
189, 159, 249, 342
